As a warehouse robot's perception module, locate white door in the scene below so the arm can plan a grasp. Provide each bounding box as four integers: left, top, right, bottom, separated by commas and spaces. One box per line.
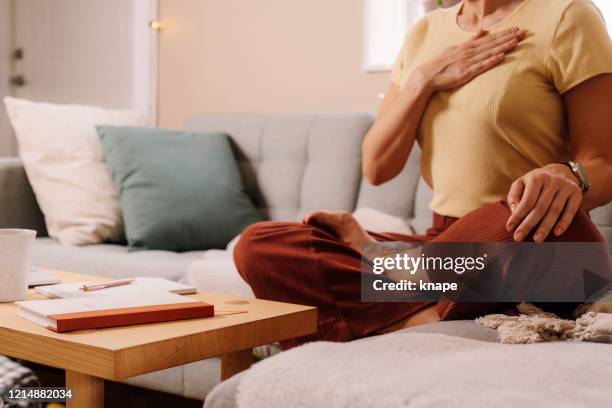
0, 0, 157, 156
0, 0, 13, 156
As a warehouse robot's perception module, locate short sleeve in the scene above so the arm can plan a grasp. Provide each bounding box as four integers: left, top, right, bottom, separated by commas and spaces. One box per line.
548, 0, 612, 94
390, 17, 429, 86
390, 44, 406, 85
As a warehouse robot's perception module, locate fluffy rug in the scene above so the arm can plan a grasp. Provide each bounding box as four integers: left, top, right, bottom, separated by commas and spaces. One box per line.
236, 332, 612, 408
477, 303, 612, 343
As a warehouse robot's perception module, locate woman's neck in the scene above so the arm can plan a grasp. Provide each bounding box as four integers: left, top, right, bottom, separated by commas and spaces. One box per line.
459, 0, 525, 30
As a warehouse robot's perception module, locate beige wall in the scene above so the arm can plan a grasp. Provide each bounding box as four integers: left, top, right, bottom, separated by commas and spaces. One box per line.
158, 0, 389, 129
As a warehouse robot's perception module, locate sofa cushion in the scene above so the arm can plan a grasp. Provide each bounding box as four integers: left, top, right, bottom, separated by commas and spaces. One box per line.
411, 178, 434, 235
98, 126, 262, 251
352, 208, 415, 235
356, 144, 422, 220
187, 259, 253, 298
0, 158, 47, 234
183, 114, 429, 223
32, 238, 204, 281
183, 114, 374, 221
3, 97, 146, 245
590, 204, 612, 242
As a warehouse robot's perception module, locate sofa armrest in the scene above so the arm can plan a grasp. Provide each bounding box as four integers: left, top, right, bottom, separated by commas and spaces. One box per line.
0, 158, 47, 235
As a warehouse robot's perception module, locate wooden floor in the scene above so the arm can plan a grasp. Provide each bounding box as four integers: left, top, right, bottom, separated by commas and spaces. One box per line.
25, 362, 202, 408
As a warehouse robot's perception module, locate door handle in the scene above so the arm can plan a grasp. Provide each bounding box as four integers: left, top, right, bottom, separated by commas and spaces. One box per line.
9, 75, 26, 87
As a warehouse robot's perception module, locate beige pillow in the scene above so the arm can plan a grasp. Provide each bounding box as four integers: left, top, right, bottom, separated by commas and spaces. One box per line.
3, 97, 146, 245
352, 207, 415, 235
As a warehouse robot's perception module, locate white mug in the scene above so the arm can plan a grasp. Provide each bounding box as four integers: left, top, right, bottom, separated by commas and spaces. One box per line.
0, 229, 36, 302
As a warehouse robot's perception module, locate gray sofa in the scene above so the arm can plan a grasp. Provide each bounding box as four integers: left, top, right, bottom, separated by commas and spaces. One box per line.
1, 113, 612, 402
0, 113, 427, 400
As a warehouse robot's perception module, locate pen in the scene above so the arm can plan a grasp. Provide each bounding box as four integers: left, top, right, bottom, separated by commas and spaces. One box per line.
79, 278, 134, 292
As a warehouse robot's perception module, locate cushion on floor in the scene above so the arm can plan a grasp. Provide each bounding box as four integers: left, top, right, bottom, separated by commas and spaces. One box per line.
203, 320, 495, 408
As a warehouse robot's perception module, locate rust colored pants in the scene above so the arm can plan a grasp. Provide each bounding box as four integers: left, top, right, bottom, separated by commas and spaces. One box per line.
234, 201, 604, 348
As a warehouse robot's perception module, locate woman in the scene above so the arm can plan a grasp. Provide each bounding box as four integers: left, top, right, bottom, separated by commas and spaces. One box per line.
234, 0, 612, 348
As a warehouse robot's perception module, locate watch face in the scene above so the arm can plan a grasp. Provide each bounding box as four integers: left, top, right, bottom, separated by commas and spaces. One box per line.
570, 162, 579, 172
571, 161, 590, 192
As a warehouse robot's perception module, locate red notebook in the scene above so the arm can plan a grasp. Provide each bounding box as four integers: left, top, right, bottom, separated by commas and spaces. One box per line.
16, 292, 214, 332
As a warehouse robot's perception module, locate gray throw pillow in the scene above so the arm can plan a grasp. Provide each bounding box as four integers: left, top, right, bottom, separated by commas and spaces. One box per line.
97, 125, 262, 251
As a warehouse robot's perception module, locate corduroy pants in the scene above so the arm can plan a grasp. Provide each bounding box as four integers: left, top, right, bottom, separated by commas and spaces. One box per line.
234, 201, 605, 348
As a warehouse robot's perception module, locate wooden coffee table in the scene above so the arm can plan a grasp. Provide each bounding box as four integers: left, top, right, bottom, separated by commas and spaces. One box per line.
0, 270, 317, 407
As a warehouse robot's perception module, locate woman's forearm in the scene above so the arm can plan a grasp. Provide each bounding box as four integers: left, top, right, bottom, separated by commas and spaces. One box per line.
563, 74, 612, 211
362, 77, 433, 185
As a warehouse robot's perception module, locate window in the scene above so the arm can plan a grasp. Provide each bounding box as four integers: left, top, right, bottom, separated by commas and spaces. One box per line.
363, 0, 423, 72
364, 0, 612, 74
593, 0, 612, 34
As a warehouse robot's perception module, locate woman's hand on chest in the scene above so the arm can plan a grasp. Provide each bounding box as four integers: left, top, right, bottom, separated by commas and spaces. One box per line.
415, 27, 526, 92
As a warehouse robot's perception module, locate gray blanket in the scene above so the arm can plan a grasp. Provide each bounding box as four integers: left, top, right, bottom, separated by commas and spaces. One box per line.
236, 331, 612, 408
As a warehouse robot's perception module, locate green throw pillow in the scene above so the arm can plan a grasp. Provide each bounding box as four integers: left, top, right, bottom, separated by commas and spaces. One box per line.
97, 125, 262, 251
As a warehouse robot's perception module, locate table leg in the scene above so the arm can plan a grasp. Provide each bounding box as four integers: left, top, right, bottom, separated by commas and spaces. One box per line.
221, 349, 254, 381
66, 370, 104, 408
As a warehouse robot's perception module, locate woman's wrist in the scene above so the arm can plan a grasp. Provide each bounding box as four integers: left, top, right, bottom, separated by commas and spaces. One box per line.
409, 66, 436, 96
543, 163, 580, 186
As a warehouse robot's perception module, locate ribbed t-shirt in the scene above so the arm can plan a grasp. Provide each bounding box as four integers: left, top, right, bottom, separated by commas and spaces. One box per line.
392, 0, 612, 218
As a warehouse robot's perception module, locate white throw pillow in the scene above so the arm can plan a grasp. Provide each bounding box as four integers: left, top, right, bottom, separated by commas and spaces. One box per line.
352, 207, 415, 235
4, 97, 146, 245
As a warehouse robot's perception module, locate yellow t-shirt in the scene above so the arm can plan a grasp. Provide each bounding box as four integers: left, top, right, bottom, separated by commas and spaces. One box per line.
392, 0, 612, 218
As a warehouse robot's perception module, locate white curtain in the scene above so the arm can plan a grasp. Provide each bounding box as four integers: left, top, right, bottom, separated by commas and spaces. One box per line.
363, 0, 423, 70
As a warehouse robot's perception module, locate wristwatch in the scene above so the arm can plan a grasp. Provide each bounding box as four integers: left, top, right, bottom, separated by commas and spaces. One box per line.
563, 161, 590, 193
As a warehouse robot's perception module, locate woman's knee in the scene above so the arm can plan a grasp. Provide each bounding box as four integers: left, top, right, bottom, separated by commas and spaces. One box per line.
556, 209, 604, 242
438, 201, 513, 242
234, 222, 277, 279
233, 221, 308, 283
446, 200, 603, 243
488, 199, 603, 242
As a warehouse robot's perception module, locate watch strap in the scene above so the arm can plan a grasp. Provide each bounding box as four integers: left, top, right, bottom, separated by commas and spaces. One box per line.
562, 161, 589, 193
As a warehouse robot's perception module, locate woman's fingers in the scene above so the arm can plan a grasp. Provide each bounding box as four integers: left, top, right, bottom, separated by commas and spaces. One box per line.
463, 29, 524, 64
513, 183, 556, 242
459, 28, 525, 82
304, 210, 337, 224
506, 177, 544, 238
482, 28, 524, 50
428, 26, 525, 91
471, 29, 487, 41
533, 190, 570, 242
303, 210, 350, 230
472, 27, 524, 50
468, 31, 524, 64
554, 188, 582, 236
466, 53, 505, 79
505, 164, 584, 242
472, 37, 519, 64
507, 179, 525, 214
302, 211, 322, 224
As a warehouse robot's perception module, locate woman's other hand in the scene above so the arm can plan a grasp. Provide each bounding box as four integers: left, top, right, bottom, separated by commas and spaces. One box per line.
415, 27, 526, 92
303, 211, 375, 252
506, 164, 583, 242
